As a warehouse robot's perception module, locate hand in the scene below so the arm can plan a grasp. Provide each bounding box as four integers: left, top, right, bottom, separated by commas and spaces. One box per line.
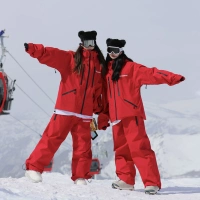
24, 43, 29, 51
98, 113, 110, 130
101, 123, 110, 130
180, 76, 185, 82
90, 118, 97, 131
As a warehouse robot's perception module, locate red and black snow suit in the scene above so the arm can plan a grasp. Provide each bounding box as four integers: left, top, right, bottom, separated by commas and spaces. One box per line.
98, 60, 185, 188
25, 44, 103, 181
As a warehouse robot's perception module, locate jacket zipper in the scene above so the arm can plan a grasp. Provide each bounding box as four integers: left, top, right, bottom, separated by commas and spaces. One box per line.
108, 77, 112, 98
124, 99, 137, 108
80, 65, 85, 85
116, 81, 120, 96
62, 89, 76, 96
113, 82, 118, 120
54, 114, 57, 120
157, 72, 168, 76
91, 67, 96, 87
80, 54, 91, 114
135, 116, 138, 126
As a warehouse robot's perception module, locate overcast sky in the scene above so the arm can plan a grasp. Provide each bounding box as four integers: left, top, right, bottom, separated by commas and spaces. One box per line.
0, 0, 199, 116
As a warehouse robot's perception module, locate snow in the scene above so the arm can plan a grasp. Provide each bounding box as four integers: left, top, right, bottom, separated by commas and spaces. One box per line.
1, 100, 200, 200
1, 98, 200, 180
1, 97, 200, 199
0, 173, 200, 200
1, 90, 200, 200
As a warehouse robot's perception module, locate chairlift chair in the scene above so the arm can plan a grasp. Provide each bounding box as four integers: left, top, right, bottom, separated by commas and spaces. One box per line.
0, 30, 16, 115
0, 71, 15, 115
0, 71, 6, 114
89, 158, 101, 176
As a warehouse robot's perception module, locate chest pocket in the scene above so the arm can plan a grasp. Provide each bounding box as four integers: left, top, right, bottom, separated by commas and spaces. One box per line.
115, 74, 128, 97
118, 74, 129, 84
119, 74, 128, 78
117, 73, 130, 98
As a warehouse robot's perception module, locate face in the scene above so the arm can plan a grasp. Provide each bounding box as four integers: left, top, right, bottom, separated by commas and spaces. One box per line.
109, 52, 122, 59
107, 46, 123, 59
82, 45, 95, 50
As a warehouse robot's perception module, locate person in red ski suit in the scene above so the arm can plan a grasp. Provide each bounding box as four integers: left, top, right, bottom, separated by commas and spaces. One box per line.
25, 31, 105, 185
98, 38, 185, 194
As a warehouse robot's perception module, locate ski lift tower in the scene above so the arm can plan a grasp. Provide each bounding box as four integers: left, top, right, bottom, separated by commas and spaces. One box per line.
0, 29, 16, 115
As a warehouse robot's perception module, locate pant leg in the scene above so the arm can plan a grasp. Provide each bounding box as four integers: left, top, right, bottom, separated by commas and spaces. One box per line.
122, 116, 161, 188
112, 121, 136, 185
26, 114, 73, 173
70, 117, 92, 181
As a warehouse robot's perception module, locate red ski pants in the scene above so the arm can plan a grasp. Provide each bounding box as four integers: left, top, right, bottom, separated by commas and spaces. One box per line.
26, 114, 92, 181
112, 116, 161, 188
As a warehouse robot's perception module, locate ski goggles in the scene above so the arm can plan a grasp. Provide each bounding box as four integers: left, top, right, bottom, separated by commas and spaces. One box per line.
82, 40, 95, 48
107, 46, 123, 54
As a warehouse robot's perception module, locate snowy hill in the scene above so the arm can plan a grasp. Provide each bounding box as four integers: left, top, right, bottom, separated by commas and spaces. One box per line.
0, 173, 200, 200
0, 98, 200, 180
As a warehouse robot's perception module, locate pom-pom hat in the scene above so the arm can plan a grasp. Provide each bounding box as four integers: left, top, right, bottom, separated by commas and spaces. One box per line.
106, 38, 126, 48
78, 31, 97, 41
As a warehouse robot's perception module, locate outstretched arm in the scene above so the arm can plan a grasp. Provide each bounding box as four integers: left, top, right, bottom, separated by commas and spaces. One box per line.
133, 62, 185, 87
24, 43, 73, 74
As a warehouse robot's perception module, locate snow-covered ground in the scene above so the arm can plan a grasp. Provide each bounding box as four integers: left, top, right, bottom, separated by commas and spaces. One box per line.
0, 98, 200, 199
0, 98, 200, 179
0, 173, 200, 200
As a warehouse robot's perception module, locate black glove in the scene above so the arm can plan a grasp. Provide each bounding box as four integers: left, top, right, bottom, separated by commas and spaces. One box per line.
180, 76, 185, 82
24, 43, 29, 51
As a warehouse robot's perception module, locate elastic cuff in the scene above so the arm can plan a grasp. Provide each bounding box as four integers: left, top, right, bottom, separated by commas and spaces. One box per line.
26, 163, 43, 173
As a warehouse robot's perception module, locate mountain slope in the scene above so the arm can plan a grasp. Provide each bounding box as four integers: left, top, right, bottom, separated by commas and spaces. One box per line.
0, 98, 199, 179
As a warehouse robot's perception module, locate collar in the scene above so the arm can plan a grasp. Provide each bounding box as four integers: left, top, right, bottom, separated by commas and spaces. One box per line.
82, 49, 98, 59
108, 60, 114, 70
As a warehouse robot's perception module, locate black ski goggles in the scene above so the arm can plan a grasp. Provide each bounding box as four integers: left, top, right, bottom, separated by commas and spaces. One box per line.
82, 40, 95, 48
107, 46, 123, 54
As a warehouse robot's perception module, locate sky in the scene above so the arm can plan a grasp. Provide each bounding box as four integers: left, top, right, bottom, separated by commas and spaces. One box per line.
0, 0, 200, 116
0, 173, 200, 200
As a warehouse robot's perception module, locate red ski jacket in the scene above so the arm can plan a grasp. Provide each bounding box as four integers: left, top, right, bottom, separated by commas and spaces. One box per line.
101, 61, 185, 123
26, 43, 103, 116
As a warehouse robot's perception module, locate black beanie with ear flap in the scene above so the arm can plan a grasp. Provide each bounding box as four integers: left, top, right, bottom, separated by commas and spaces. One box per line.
106, 38, 126, 48
78, 30, 97, 42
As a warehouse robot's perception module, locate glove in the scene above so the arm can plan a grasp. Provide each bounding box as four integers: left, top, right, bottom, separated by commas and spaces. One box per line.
24, 43, 29, 51
90, 118, 97, 131
98, 113, 110, 130
180, 76, 185, 82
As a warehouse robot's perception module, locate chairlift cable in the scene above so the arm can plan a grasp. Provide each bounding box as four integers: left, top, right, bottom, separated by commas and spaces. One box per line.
9, 114, 71, 148
7, 75, 51, 117
1, 30, 71, 149
1, 30, 51, 117
6, 50, 55, 105
9, 113, 71, 147
9, 114, 41, 137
